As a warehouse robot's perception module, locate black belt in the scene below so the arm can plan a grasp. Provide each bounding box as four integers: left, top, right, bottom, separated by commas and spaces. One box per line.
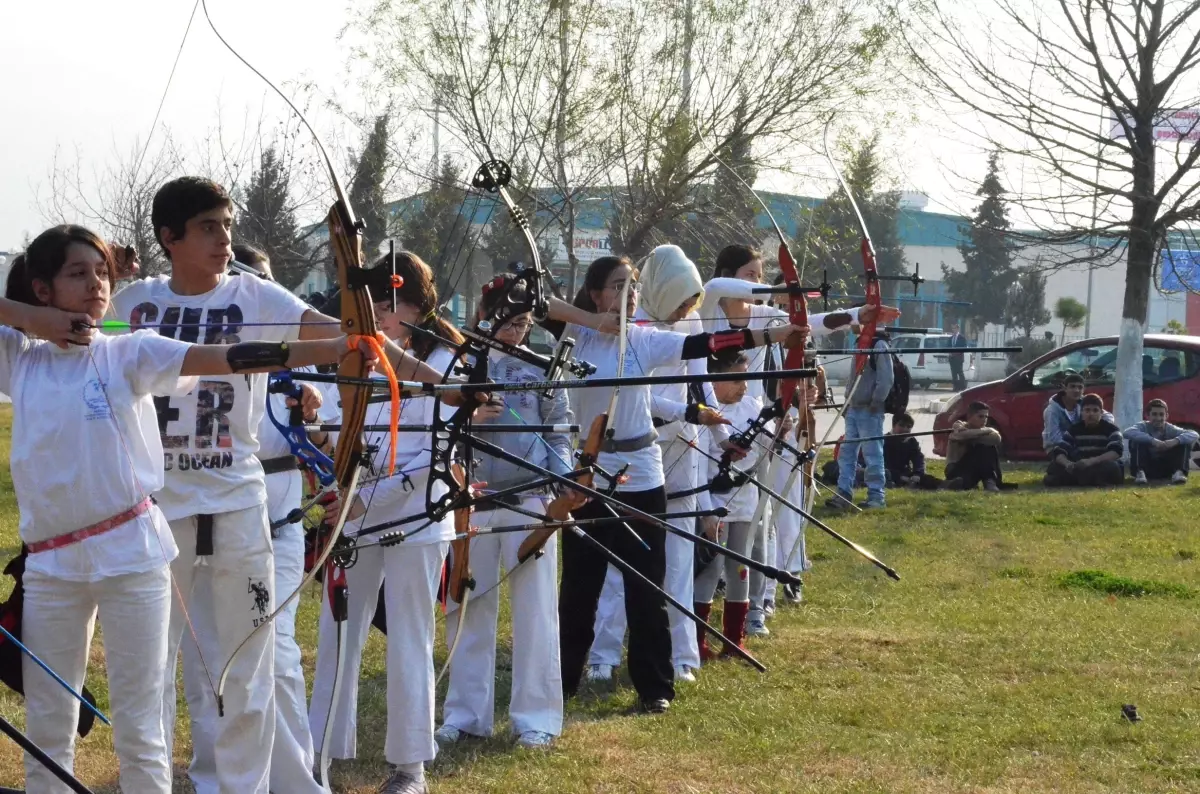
259, 455, 298, 475
473, 493, 524, 513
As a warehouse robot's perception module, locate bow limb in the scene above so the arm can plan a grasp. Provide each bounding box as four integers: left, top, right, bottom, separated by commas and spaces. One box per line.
602, 279, 630, 445
203, 0, 396, 708
318, 560, 348, 789
782, 121, 883, 569
438, 464, 476, 684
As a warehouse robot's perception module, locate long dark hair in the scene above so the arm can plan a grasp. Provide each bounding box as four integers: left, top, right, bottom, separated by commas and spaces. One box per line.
370, 251, 464, 361
573, 255, 635, 312
6, 225, 116, 307
713, 244, 762, 279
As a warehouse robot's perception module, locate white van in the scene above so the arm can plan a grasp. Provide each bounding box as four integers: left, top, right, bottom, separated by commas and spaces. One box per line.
890, 333, 975, 388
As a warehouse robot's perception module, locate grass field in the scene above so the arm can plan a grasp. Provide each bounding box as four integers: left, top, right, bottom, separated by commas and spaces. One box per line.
0, 402, 1199, 793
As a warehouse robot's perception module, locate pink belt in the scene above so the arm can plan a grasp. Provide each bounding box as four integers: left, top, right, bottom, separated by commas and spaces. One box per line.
27, 497, 154, 554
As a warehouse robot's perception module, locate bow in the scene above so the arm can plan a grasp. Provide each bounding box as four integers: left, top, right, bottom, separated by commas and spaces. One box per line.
266, 373, 336, 488
780, 121, 888, 571
203, 0, 392, 717
438, 463, 476, 685
426, 159, 562, 521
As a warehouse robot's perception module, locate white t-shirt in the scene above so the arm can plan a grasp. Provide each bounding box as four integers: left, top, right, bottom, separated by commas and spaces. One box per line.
0, 329, 196, 581
564, 322, 685, 492
633, 308, 710, 509
705, 395, 764, 521
345, 347, 456, 546
111, 274, 310, 520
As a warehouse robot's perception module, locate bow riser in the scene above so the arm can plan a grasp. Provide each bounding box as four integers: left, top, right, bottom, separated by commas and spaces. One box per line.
331, 203, 374, 488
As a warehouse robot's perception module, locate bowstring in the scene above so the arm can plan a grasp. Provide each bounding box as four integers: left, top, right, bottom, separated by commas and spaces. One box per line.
82, 345, 218, 696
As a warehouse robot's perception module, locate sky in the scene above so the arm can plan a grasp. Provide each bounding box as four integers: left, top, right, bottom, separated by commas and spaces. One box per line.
0, 0, 371, 250
0, 0, 991, 253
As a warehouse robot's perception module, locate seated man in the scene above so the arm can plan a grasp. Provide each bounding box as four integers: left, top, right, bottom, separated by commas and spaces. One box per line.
1043, 372, 1114, 453
944, 401, 1004, 492
1124, 398, 1197, 485
884, 413, 940, 490
1044, 394, 1124, 487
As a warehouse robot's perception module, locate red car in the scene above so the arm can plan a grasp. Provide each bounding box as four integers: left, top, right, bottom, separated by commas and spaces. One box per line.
932, 334, 1200, 462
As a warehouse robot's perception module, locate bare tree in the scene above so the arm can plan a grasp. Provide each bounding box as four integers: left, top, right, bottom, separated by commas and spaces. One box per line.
354, 0, 617, 297
40, 137, 185, 276
906, 0, 1200, 428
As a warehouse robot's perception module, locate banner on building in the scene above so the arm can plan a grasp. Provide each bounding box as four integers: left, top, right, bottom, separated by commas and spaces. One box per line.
1160, 249, 1200, 292
1109, 108, 1200, 143
554, 231, 612, 264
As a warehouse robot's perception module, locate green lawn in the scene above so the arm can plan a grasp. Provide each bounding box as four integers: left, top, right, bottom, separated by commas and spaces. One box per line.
0, 403, 1198, 792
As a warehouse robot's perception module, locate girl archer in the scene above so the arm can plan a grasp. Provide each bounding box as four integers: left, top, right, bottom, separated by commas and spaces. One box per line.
0, 225, 375, 792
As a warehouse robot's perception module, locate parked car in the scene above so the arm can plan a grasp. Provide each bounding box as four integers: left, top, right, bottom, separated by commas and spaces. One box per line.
932, 334, 1200, 462
891, 333, 974, 388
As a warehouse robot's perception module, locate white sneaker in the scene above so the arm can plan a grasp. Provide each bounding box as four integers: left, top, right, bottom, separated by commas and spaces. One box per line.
1171, 470, 1188, 485
762, 599, 776, 618
1134, 470, 1148, 485
746, 615, 770, 637
434, 724, 463, 746
516, 730, 555, 749
674, 664, 696, 682
586, 663, 613, 682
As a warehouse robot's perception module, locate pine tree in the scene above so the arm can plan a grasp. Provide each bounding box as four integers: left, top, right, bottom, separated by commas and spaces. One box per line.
945, 152, 1017, 331
397, 155, 474, 299
1004, 266, 1051, 339
348, 114, 391, 261
237, 146, 307, 289
811, 136, 910, 304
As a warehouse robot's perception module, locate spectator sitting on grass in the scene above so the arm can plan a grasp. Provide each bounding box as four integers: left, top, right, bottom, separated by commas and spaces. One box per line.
1043, 372, 1114, 453
885, 413, 940, 490
944, 402, 1005, 492
1044, 393, 1124, 487
1123, 398, 1197, 485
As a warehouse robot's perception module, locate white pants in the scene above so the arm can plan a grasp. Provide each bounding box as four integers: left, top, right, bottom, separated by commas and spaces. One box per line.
167, 504, 276, 794
587, 565, 625, 667
773, 452, 810, 574
663, 494, 699, 668
442, 502, 562, 737
590, 497, 699, 667
23, 566, 172, 794
183, 472, 324, 794
309, 539, 448, 767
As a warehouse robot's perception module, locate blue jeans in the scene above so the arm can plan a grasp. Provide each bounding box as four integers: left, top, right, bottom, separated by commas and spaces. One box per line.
837, 407, 886, 505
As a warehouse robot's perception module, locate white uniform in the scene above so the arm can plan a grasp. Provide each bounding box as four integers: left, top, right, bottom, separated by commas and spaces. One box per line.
112, 274, 310, 794
309, 347, 455, 777
0, 329, 195, 793
441, 351, 569, 739
182, 367, 337, 794
589, 310, 711, 670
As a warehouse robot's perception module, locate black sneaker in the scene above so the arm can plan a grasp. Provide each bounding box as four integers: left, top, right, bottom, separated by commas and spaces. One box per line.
637, 698, 670, 714
783, 582, 802, 603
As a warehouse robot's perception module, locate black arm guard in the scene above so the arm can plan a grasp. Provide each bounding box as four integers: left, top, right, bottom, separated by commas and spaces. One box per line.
226, 341, 291, 372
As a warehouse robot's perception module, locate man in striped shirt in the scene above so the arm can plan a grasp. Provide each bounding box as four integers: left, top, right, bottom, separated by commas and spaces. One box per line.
1044, 393, 1125, 487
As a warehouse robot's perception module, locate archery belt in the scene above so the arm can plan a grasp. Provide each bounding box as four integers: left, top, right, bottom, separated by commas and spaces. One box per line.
258, 455, 299, 475
26, 497, 154, 555
196, 515, 214, 558
473, 493, 525, 513
600, 429, 659, 454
